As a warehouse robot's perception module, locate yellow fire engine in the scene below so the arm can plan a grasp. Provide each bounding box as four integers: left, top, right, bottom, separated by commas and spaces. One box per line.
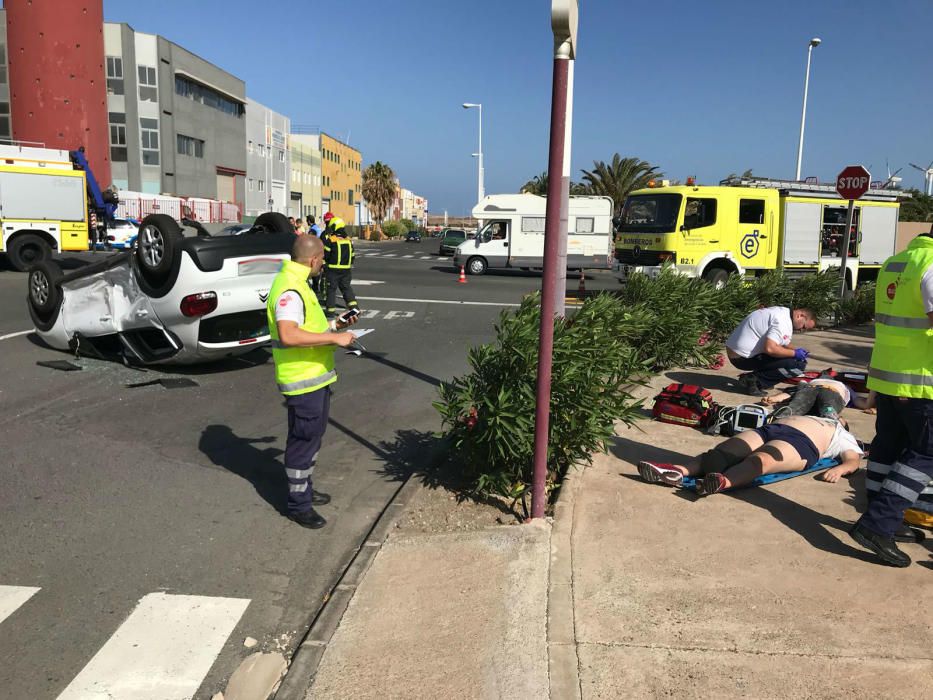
614, 176, 904, 287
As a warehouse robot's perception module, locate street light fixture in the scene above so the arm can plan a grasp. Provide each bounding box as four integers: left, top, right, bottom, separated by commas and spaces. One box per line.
794, 37, 821, 181
462, 102, 484, 203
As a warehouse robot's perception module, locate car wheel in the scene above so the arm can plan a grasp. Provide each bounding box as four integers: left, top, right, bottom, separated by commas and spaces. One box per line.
253, 212, 294, 234
8, 233, 52, 272
702, 266, 731, 288
467, 256, 487, 276
27, 259, 64, 331
136, 214, 182, 279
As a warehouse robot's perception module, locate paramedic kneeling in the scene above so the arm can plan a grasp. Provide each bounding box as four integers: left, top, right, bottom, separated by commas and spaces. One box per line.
267, 235, 358, 529
726, 306, 816, 396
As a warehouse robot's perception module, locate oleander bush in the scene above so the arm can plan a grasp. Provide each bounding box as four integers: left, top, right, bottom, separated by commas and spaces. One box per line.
838, 282, 876, 325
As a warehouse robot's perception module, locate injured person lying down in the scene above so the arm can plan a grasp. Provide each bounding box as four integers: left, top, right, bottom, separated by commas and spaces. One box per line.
638, 415, 864, 496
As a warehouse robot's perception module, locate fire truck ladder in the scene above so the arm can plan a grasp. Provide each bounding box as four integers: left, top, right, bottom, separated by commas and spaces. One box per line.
718, 176, 907, 202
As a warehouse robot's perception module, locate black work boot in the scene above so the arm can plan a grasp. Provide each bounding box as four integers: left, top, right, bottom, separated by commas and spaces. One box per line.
311, 489, 331, 506
288, 508, 327, 529
849, 522, 911, 567
738, 374, 766, 397
893, 523, 925, 543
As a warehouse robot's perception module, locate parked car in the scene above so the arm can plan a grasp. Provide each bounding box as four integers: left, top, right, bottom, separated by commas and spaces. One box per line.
405, 231, 422, 242
92, 218, 140, 251
438, 229, 467, 255
27, 212, 295, 365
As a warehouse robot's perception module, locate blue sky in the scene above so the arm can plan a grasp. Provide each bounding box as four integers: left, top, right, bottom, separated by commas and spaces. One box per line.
103, 0, 933, 215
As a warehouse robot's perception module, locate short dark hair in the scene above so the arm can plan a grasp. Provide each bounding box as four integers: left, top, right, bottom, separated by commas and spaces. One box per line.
795, 307, 816, 320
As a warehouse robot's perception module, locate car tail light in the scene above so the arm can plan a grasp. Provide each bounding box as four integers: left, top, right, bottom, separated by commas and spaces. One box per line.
180, 292, 218, 317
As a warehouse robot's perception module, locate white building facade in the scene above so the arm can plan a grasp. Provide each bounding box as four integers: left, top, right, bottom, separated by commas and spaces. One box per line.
245, 98, 290, 217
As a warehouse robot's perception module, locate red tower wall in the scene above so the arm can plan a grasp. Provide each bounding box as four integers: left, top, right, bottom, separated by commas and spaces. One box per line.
6, 0, 111, 185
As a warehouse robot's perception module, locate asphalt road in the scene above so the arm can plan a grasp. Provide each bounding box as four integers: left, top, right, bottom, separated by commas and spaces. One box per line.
0, 238, 617, 699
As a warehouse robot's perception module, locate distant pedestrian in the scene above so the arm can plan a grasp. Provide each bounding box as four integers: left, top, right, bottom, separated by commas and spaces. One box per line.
308, 215, 323, 237
267, 235, 358, 528
288, 216, 296, 231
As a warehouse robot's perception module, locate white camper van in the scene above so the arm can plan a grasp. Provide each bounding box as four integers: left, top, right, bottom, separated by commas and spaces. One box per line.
453, 194, 614, 275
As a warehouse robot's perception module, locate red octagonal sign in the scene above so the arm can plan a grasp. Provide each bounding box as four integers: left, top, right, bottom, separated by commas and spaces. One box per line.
836, 164, 872, 200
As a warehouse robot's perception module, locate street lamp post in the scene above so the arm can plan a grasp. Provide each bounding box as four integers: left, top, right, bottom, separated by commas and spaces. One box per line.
530, 0, 578, 521
462, 102, 484, 203
794, 37, 821, 181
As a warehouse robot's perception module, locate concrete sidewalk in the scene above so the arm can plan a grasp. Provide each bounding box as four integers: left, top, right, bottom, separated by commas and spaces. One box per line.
298, 327, 933, 699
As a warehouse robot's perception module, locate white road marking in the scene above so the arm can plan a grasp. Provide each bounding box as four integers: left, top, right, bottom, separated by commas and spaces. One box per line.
382, 254, 396, 258
0, 585, 40, 625
57, 592, 250, 700
363, 252, 381, 256
350, 280, 386, 286
402, 255, 414, 258
384, 310, 416, 319
0, 329, 33, 341
357, 296, 519, 307
420, 256, 431, 259
437, 257, 450, 261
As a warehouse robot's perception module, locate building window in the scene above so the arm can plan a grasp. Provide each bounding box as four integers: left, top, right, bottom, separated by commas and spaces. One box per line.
177, 133, 204, 158
0, 102, 10, 140
248, 140, 253, 154
348, 189, 354, 206
0, 44, 7, 83
109, 112, 127, 162
140, 118, 159, 166
138, 65, 157, 102
258, 180, 265, 192
248, 179, 254, 191
257, 144, 265, 157
278, 149, 285, 162
106, 56, 124, 95
174, 75, 244, 117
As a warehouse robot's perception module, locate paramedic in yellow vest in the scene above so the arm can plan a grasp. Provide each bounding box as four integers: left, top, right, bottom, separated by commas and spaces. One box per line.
322, 215, 359, 318
267, 235, 358, 529
850, 228, 933, 567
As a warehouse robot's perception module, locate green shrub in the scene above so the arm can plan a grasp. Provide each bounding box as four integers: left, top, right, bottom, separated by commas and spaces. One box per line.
434, 293, 646, 516
790, 269, 841, 322
838, 282, 876, 324
381, 220, 406, 238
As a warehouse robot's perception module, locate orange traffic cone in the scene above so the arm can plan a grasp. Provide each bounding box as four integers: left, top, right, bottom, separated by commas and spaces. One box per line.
578, 268, 586, 297
458, 265, 467, 283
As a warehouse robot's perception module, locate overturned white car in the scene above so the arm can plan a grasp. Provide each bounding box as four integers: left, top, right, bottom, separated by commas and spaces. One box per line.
27, 212, 296, 365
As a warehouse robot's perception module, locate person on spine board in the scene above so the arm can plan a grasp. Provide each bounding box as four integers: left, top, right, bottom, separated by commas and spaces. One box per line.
322, 213, 358, 318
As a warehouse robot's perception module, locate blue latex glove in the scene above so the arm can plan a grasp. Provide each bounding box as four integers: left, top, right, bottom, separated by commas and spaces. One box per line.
794, 348, 810, 362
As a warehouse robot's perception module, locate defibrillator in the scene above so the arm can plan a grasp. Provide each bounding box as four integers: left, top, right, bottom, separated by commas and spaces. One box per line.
708, 404, 770, 437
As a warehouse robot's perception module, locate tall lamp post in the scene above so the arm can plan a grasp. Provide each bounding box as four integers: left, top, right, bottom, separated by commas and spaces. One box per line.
794, 37, 821, 181
530, 0, 578, 521
462, 102, 484, 203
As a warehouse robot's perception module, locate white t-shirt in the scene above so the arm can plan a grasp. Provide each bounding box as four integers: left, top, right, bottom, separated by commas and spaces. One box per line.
921, 265, 933, 313
820, 419, 864, 461
726, 306, 793, 358
274, 291, 305, 324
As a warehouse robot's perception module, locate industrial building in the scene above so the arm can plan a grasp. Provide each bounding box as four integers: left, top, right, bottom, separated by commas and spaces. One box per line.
245, 98, 290, 218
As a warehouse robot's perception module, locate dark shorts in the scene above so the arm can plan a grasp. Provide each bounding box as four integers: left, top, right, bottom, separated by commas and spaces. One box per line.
753, 423, 820, 468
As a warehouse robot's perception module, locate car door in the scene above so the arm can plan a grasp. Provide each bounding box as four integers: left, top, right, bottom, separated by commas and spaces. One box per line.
737, 197, 772, 269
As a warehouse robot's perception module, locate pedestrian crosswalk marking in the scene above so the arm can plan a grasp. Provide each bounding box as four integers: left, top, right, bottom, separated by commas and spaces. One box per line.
57, 592, 250, 700
402, 254, 414, 258
420, 256, 431, 259
382, 254, 396, 257
0, 585, 40, 625
438, 257, 449, 261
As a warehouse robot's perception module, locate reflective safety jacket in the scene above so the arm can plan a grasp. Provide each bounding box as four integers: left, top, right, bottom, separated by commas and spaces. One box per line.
324, 234, 354, 269
266, 259, 337, 396
868, 235, 933, 399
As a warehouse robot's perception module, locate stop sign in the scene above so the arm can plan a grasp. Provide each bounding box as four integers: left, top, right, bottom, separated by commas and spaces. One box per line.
836, 165, 872, 200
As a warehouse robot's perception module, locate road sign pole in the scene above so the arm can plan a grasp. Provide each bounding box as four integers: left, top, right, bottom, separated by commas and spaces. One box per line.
838, 199, 856, 298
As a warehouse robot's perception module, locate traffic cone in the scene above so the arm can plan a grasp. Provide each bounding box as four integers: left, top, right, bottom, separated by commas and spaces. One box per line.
458, 265, 467, 283
578, 268, 586, 297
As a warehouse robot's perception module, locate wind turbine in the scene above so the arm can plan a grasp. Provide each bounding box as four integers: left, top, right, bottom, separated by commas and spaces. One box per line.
882, 160, 903, 189
909, 159, 933, 195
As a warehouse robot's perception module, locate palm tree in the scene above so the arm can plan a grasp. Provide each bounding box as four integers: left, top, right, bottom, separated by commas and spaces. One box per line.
520, 171, 548, 195
361, 161, 396, 240
579, 155, 662, 216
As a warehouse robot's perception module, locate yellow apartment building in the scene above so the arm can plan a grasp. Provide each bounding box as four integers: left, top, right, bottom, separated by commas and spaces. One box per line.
320, 132, 362, 223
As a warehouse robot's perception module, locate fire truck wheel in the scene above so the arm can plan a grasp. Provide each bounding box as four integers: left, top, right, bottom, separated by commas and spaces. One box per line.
27, 260, 64, 331
253, 212, 294, 234
7, 233, 52, 272
702, 267, 731, 288
136, 214, 181, 279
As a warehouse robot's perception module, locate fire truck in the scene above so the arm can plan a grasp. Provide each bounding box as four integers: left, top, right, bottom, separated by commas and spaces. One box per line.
614, 176, 905, 287
0, 144, 116, 270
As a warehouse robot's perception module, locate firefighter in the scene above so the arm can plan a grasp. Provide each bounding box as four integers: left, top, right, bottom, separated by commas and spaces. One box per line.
323, 214, 358, 318
850, 228, 933, 566
267, 235, 357, 528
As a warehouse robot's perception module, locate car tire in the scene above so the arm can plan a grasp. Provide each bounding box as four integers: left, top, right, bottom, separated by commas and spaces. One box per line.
136, 214, 182, 281
702, 266, 731, 288
253, 212, 294, 234
27, 259, 64, 331
467, 256, 487, 276
7, 233, 52, 272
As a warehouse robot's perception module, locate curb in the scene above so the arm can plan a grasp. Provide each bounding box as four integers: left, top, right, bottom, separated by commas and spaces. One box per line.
548, 465, 584, 700
272, 474, 424, 700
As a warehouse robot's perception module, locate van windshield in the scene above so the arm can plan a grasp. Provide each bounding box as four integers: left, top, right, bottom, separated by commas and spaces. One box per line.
620, 194, 682, 233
